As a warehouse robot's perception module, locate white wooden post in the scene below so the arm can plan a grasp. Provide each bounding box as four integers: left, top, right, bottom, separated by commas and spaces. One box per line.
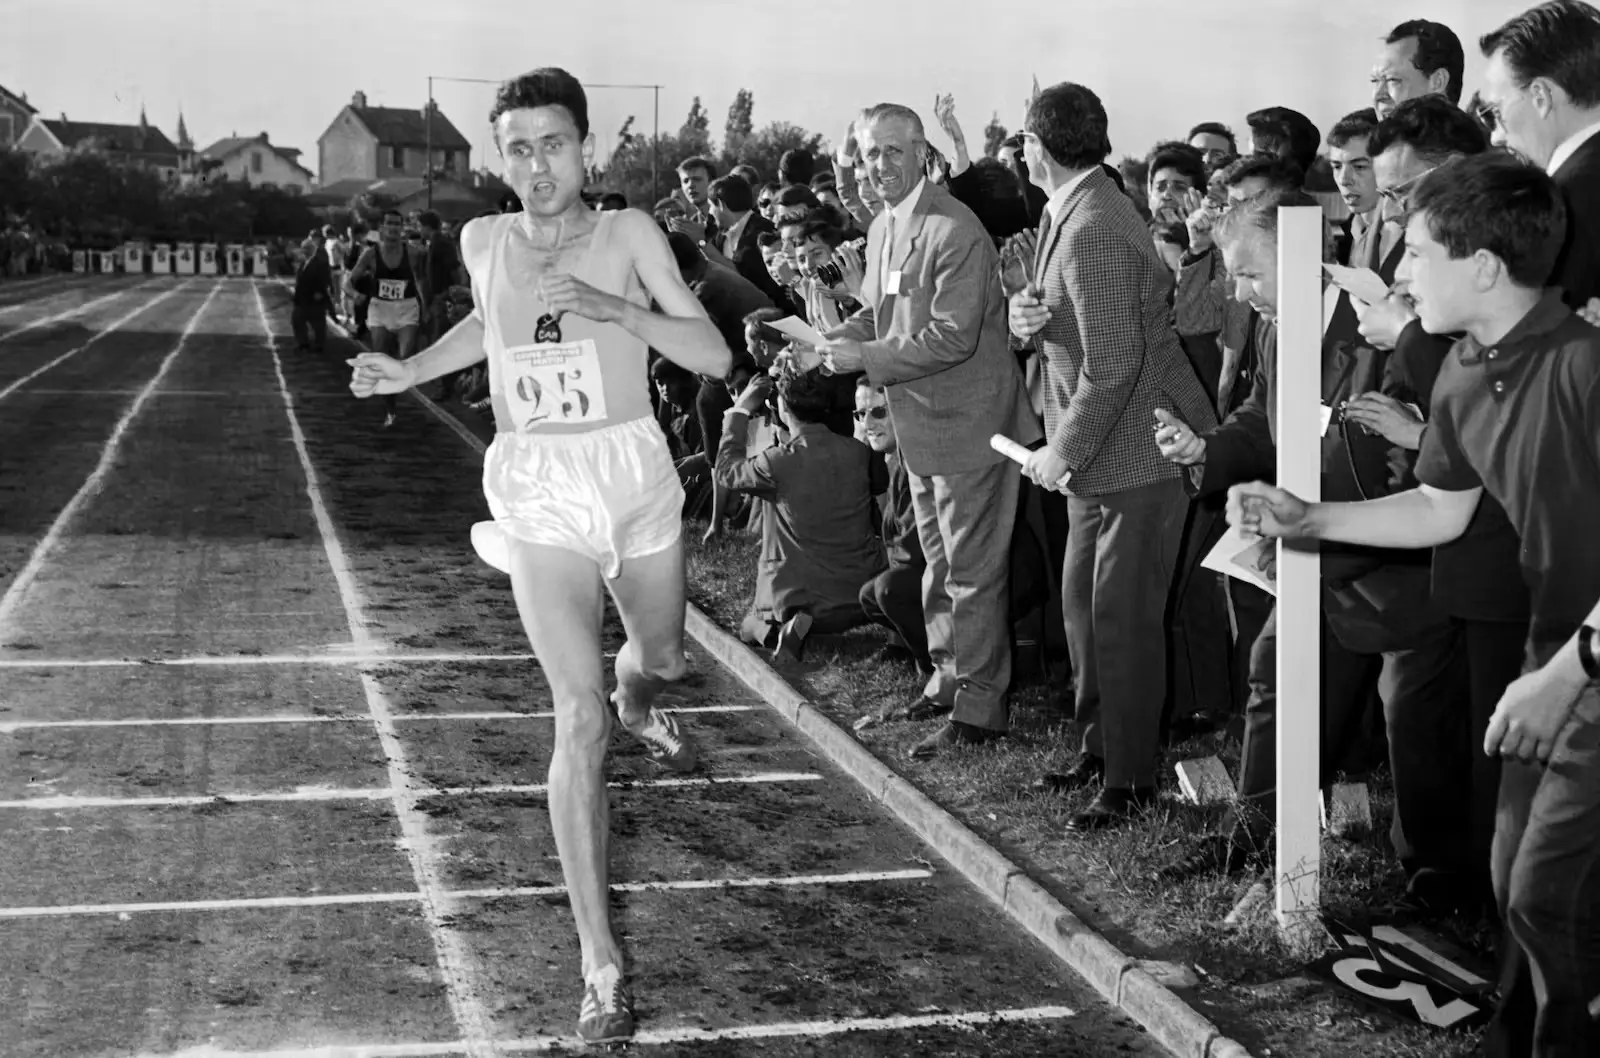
1274, 206, 1323, 939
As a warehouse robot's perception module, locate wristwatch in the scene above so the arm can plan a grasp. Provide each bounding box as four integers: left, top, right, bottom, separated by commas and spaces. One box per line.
1581, 624, 1600, 682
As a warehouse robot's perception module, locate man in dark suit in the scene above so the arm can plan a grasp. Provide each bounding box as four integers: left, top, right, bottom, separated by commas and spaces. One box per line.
707, 175, 787, 307
1480, 0, 1600, 308
291, 230, 333, 353
1008, 82, 1218, 829
809, 101, 1040, 759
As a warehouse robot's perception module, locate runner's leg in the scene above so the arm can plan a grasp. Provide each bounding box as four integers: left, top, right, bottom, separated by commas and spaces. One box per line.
607, 541, 690, 727
504, 538, 624, 979
368, 325, 398, 422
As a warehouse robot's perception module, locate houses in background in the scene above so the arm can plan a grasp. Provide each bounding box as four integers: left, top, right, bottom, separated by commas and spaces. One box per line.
317, 91, 472, 187
0, 84, 37, 148
196, 132, 314, 193
17, 107, 187, 181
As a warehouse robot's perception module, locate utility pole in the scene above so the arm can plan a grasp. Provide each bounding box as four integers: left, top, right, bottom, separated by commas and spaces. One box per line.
425, 76, 434, 209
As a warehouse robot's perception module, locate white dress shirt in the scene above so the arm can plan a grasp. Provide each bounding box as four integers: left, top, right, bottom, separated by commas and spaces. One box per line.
1547, 119, 1600, 176
721, 211, 751, 255
1044, 167, 1096, 226
879, 177, 927, 289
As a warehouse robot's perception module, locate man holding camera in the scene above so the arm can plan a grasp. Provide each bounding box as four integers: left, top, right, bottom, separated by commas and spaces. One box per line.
778, 215, 866, 330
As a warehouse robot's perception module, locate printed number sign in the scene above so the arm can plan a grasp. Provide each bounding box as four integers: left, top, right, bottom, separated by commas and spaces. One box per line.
504, 340, 607, 428
377, 278, 407, 300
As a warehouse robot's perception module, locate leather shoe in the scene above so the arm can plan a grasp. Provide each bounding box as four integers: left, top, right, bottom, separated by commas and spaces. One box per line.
852, 695, 949, 732
1064, 787, 1156, 831
909, 720, 1004, 760
1033, 754, 1105, 794
904, 697, 951, 722
772, 612, 813, 664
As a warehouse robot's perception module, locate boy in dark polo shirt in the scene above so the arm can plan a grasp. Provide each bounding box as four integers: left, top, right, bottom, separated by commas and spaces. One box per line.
1226, 151, 1600, 1058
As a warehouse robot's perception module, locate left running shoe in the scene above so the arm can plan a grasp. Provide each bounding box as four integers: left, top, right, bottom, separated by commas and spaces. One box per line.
470, 520, 510, 574
617, 701, 699, 773
577, 963, 634, 1044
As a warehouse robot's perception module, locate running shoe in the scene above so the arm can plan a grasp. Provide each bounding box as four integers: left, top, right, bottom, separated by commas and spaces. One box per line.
382, 412, 397, 429
577, 963, 634, 1044
470, 520, 510, 574
617, 700, 699, 773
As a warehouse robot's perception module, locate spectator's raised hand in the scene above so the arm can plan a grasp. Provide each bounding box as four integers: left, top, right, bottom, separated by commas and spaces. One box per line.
1226, 481, 1312, 539
1343, 391, 1424, 449
836, 119, 859, 169
1008, 290, 1050, 340
1185, 192, 1219, 254
733, 373, 774, 417
934, 93, 961, 140
1355, 292, 1417, 351
1153, 409, 1206, 465
1576, 296, 1600, 327
669, 214, 708, 245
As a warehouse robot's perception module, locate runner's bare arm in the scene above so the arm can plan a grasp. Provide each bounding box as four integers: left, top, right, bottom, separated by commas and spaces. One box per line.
532, 209, 722, 379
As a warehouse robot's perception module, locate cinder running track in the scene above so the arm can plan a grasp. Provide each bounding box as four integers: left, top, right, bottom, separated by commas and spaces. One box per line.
0, 276, 1163, 1057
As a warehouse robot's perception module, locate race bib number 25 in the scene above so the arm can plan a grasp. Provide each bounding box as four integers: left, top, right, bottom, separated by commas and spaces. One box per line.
505, 340, 608, 428
377, 278, 407, 300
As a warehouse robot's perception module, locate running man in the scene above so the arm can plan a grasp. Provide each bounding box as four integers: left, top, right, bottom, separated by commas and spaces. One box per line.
347, 67, 729, 1045
346, 210, 427, 427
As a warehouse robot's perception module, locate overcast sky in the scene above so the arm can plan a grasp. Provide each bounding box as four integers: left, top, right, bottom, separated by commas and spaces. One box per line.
5, 0, 1539, 180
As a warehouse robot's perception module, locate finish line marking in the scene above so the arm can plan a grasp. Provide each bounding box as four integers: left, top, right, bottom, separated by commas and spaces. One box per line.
0, 771, 821, 810
0, 868, 933, 920
0, 651, 545, 669
254, 282, 495, 1057
0, 705, 754, 733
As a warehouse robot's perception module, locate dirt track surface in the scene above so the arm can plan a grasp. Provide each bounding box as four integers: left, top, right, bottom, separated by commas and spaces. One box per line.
0, 277, 1163, 1057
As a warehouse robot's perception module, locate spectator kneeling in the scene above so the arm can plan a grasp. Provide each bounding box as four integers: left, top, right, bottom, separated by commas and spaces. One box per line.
715, 369, 886, 663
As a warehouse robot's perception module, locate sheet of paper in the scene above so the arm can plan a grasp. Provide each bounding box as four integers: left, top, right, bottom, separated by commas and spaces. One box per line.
989, 434, 1034, 467
767, 315, 828, 348
1322, 263, 1391, 307
1320, 403, 1334, 436
1201, 524, 1278, 597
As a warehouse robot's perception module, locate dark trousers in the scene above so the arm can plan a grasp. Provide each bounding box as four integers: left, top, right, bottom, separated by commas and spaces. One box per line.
1388, 617, 1523, 882
696, 377, 734, 461
1483, 684, 1600, 1058
859, 563, 930, 670
1064, 477, 1188, 789
1228, 578, 1273, 717
1167, 496, 1237, 725
291, 302, 327, 351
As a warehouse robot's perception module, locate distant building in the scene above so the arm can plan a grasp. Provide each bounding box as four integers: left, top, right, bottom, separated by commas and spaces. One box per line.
305, 168, 510, 225
197, 132, 314, 193
317, 91, 472, 187
17, 107, 183, 180
0, 83, 38, 148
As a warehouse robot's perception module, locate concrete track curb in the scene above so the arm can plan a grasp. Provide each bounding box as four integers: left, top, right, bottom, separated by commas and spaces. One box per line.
682, 604, 1253, 1058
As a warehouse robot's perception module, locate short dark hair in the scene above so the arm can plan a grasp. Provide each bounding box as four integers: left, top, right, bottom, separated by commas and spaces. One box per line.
1386, 20, 1466, 104
418, 210, 442, 232
1186, 121, 1238, 155
1145, 142, 1208, 191
599, 191, 628, 210
776, 368, 832, 423
1245, 107, 1321, 174
709, 175, 754, 213
784, 218, 847, 251
757, 181, 781, 202
677, 156, 716, 180
774, 184, 820, 217
650, 355, 696, 388
1412, 152, 1567, 286
490, 68, 588, 139
665, 230, 703, 275
744, 306, 790, 349
1327, 108, 1380, 150
755, 231, 783, 252
1222, 154, 1305, 193
779, 149, 815, 186
1025, 82, 1112, 169
731, 164, 762, 186
1367, 96, 1489, 165
1480, 0, 1600, 109
381, 209, 404, 224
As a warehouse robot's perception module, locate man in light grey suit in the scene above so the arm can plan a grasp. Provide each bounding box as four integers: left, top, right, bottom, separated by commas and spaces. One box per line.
810, 102, 1041, 759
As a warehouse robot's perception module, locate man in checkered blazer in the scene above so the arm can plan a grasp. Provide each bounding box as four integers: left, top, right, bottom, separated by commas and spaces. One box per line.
1010, 82, 1218, 831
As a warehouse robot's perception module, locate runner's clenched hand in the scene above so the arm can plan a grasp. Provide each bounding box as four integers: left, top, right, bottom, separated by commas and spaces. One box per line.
348, 352, 413, 397
541, 273, 625, 325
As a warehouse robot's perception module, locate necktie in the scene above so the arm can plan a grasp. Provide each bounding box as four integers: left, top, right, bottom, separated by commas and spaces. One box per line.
880, 210, 896, 294
1034, 208, 1054, 281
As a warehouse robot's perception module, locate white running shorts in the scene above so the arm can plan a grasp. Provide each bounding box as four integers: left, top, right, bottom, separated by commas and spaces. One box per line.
368, 298, 420, 332
481, 416, 684, 579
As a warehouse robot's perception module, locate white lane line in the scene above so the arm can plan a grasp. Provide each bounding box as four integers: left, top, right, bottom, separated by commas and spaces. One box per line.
0, 651, 544, 669
0, 705, 754, 733
0, 280, 156, 342
251, 282, 495, 1057
1, 868, 933, 920
0, 276, 119, 314
0, 280, 224, 639
0, 281, 196, 403
0, 771, 822, 810
17, 388, 279, 397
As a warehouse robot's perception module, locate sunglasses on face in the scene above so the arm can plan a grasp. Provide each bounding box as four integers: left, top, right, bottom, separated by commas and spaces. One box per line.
758, 198, 774, 208
852, 405, 888, 422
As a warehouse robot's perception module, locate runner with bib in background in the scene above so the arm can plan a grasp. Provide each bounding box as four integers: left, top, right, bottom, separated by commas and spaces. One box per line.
346, 211, 426, 427
347, 66, 730, 1045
